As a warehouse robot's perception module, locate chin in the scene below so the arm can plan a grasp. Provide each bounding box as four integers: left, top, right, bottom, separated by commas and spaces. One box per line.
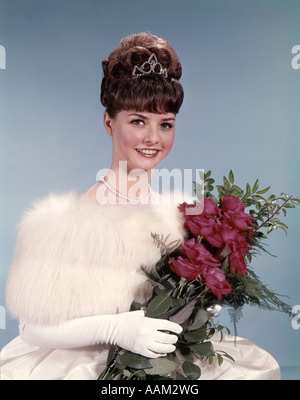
138, 159, 163, 173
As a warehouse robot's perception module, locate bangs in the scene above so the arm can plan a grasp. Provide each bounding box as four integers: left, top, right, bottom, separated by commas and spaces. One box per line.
103, 75, 184, 117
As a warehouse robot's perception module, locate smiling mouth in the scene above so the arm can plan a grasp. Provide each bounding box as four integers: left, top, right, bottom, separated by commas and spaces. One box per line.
136, 149, 160, 157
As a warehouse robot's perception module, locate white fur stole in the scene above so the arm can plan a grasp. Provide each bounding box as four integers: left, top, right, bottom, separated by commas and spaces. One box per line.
5, 193, 187, 325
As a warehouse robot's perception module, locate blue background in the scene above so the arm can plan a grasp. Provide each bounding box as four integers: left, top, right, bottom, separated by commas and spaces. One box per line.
0, 0, 299, 379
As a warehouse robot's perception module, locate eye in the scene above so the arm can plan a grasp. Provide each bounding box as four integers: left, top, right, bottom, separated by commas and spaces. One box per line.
131, 119, 144, 126
161, 122, 173, 129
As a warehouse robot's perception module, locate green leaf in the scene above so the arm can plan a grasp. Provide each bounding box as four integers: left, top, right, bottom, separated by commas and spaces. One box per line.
204, 178, 215, 185
198, 170, 205, 181
105, 346, 117, 367
130, 301, 143, 311
146, 294, 172, 318
175, 346, 194, 362
182, 361, 201, 380
204, 184, 214, 192
141, 267, 165, 290
190, 341, 215, 356
223, 176, 231, 191
246, 183, 252, 196
291, 198, 300, 205
208, 354, 214, 364
175, 372, 188, 380
252, 194, 266, 202
195, 182, 204, 200
170, 297, 186, 309
204, 170, 211, 179
217, 324, 231, 335
154, 285, 173, 297
229, 170, 234, 184
252, 179, 259, 193
217, 353, 224, 366
134, 369, 147, 379
146, 358, 178, 376
216, 185, 226, 199
218, 351, 235, 363
169, 298, 197, 324
119, 352, 152, 369
256, 186, 271, 195
229, 185, 243, 198
187, 308, 210, 331
283, 203, 295, 209
241, 183, 252, 202
183, 327, 208, 343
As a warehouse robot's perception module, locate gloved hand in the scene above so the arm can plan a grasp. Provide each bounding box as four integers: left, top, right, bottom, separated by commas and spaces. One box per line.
106, 310, 182, 357
19, 310, 182, 358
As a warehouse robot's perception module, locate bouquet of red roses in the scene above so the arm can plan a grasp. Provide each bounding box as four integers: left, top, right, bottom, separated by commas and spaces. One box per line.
98, 170, 299, 380
171, 194, 253, 299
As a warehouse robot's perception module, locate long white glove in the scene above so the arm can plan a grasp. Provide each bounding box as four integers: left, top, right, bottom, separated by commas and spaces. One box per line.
19, 310, 182, 359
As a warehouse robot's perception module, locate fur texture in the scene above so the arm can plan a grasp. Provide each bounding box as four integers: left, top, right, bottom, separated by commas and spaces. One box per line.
5, 193, 187, 325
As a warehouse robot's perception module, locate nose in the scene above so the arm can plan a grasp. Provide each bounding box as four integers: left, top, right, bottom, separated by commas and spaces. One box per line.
143, 125, 159, 145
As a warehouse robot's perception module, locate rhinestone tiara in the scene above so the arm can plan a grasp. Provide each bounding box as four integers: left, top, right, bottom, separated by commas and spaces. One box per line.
132, 53, 168, 78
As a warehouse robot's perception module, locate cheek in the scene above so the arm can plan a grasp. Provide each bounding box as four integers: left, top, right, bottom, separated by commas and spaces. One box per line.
124, 128, 141, 146
116, 129, 139, 149
163, 133, 175, 152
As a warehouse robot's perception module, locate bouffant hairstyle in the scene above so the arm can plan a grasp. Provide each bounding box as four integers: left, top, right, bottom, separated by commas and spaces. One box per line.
100, 32, 184, 118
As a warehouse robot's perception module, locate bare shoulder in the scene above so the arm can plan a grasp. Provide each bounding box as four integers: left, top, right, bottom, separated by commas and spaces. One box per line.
80, 182, 101, 202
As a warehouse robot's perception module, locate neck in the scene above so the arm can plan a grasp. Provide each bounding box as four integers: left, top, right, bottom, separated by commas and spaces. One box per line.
95, 163, 151, 204
108, 162, 151, 200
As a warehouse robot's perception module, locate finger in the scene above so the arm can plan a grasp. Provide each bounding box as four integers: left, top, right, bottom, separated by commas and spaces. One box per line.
128, 310, 145, 317
154, 319, 183, 334
144, 350, 167, 359
149, 341, 176, 355
154, 331, 179, 345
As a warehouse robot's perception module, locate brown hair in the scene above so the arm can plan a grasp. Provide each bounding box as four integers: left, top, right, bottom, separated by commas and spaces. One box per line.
100, 32, 184, 118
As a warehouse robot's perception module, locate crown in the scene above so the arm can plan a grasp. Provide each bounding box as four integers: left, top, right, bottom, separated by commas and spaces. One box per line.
132, 53, 168, 78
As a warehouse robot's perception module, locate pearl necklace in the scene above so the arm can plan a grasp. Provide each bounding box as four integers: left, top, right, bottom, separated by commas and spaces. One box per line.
98, 176, 150, 204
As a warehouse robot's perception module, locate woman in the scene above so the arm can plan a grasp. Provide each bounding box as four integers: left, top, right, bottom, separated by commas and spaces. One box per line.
1, 32, 280, 380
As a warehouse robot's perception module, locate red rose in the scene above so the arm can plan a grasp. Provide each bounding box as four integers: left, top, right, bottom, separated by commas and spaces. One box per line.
202, 268, 232, 300
218, 222, 250, 275
229, 250, 248, 275
202, 198, 221, 218
218, 222, 248, 249
186, 217, 224, 248
222, 195, 254, 232
170, 256, 204, 281
179, 198, 221, 219
181, 238, 221, 268
179, 199, 224, 247
170, 238, 221, 281
178, 199, 251, 277
222, 195, 245, 213
178, 202, 197, 215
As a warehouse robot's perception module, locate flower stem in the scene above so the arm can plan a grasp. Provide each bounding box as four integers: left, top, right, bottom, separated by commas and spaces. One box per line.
254, 195, 292, 232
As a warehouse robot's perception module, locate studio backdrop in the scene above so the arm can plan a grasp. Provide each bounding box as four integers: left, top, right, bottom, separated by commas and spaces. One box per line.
0, 0, 299, 378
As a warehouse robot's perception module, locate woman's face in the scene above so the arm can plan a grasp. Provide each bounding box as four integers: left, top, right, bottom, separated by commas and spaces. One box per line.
104, 110, 176, 175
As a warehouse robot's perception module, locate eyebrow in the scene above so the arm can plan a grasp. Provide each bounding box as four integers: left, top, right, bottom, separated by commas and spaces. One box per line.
128, 113, 176, 121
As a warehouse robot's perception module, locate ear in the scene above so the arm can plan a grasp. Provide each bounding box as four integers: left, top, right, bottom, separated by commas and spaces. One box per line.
103, 112, 114, 136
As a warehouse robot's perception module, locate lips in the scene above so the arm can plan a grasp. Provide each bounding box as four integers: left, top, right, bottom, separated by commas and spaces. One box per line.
136, 148, 160, 157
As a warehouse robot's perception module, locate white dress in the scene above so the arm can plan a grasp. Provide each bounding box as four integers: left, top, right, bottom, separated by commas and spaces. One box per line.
0, 193, 281, 380
1, 333, 280, 380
